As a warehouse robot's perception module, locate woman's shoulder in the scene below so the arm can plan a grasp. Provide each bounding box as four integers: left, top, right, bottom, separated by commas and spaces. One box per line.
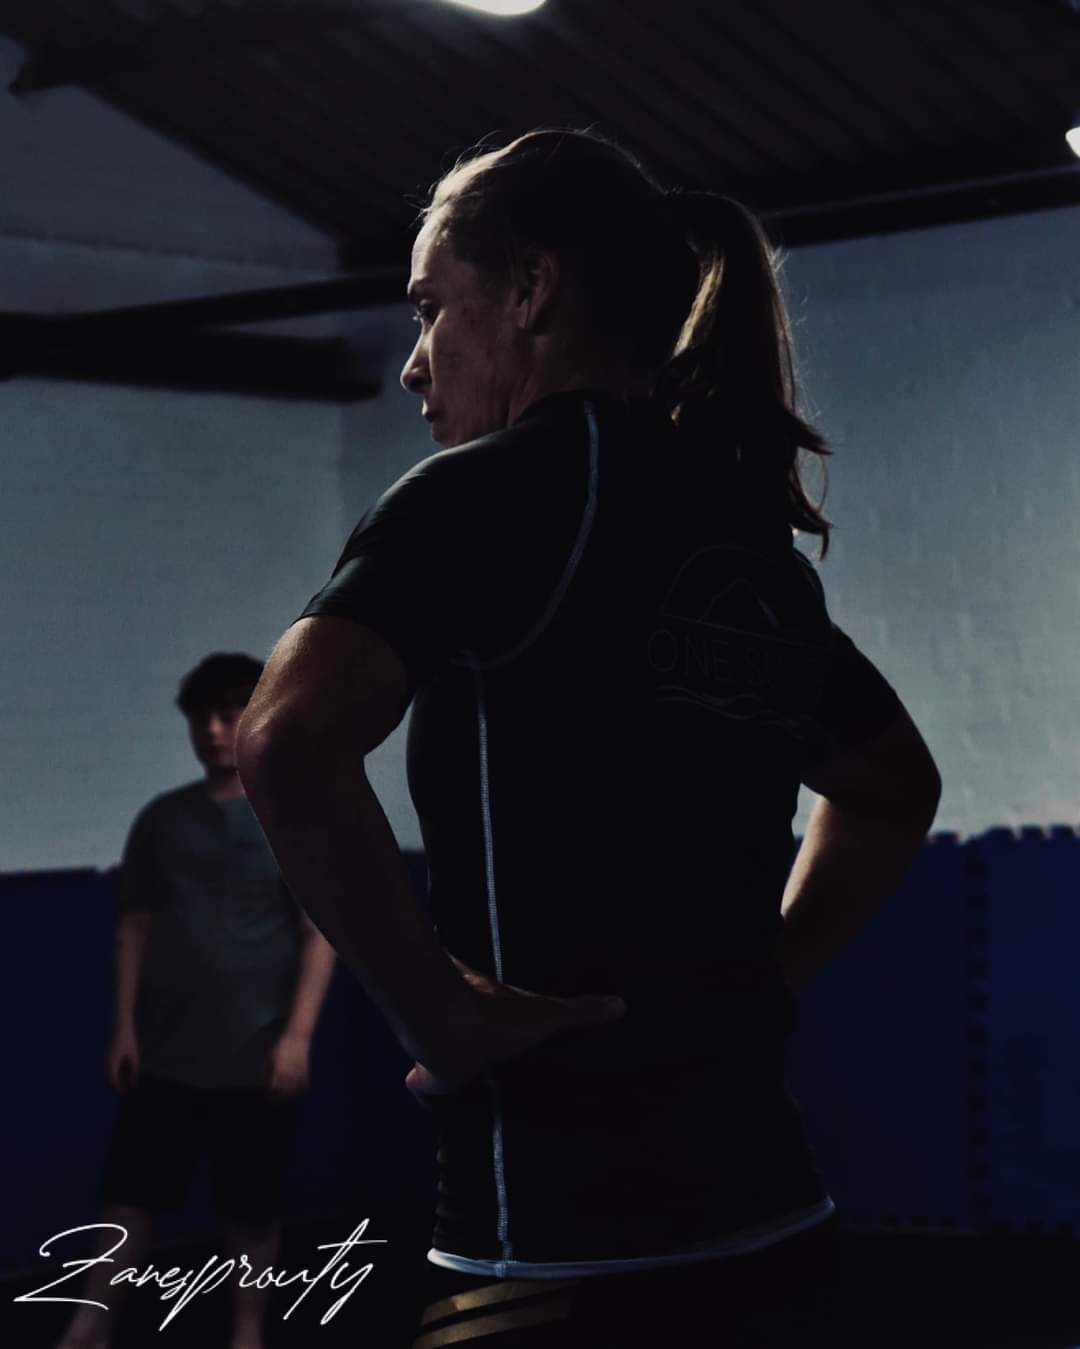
389, 415, 585, 510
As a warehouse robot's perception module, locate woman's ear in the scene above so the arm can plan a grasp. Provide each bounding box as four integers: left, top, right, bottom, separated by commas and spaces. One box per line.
511, 249, 561, 333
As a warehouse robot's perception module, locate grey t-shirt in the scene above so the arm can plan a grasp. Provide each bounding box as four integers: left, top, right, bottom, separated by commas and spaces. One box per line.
115, 782, 302, 1089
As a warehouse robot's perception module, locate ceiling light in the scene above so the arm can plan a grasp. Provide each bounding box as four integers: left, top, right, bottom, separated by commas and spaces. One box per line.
1068, 124, 1080, 159
440, 0, 546, 14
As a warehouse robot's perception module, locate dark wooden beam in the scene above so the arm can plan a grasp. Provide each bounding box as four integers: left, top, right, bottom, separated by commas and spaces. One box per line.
54, 269, 409, 332
764, 160, 1080, 248
0, 314, 379, 401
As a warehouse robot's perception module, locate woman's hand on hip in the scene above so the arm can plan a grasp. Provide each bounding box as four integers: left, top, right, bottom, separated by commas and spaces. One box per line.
405, 955, 626, 1098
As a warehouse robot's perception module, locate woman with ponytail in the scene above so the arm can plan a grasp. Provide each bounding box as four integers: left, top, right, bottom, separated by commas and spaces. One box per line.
239, 128, 941, 1346
660, 188, 833, 546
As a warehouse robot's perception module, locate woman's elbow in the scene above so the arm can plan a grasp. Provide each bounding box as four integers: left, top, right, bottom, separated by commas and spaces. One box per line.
235, 705, 302, 796
925, 763, 944, 830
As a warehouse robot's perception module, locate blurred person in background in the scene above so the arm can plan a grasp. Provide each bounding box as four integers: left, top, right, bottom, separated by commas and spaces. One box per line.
55, 653, 335, 1349
238, 129, 941, 1347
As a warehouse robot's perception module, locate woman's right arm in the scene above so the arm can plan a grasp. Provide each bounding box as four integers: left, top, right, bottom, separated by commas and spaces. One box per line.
778, 702, 942, 992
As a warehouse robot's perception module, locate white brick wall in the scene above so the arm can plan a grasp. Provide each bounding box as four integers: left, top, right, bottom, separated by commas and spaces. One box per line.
0, 279, 428, 870
0, 316, 346, 871
783, 204, 1080, 838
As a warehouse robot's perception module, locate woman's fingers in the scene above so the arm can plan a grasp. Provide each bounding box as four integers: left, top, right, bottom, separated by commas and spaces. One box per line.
406, 1062, 458, 1098
405, 987, 628, 1103
447, 953, 505, 995
447, 953, 627, 1020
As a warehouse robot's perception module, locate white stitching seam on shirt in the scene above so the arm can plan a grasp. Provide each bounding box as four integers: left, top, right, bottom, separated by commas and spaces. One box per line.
472, 668, 503, 982
472, 668, 512, 1269
464, 401, 601, 672
460, 403, 602, 1273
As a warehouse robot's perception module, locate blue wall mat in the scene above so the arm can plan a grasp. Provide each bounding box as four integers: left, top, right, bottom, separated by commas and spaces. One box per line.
284, 954, 436, 1225
3, 855, 436, 1275
974, 826, 1080, 1233
9, 830, 1078, 1265
786, 833, 972, 1229
257, 844, 436, 1222
3, 869, 119, 1272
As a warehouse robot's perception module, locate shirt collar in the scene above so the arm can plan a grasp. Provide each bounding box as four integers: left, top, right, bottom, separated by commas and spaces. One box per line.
513, 387, 658, 426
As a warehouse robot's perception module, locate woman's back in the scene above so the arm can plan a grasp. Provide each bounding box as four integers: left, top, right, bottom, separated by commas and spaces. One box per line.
304, 386, 898, 1271
404, 388, 852, 971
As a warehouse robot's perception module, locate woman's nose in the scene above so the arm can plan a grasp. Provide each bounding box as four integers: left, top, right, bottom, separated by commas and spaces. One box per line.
400, 341, 428, 395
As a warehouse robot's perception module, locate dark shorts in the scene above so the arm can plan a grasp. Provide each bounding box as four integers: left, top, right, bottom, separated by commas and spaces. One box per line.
101, 1072, 299, 1225
407, 1218, 841, 1348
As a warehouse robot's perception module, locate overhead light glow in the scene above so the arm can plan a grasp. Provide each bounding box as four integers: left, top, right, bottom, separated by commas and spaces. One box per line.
441, 0, 546, 14
1068, 125, 1080, 159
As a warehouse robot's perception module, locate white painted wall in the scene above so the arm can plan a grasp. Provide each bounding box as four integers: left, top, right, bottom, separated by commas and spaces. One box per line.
782, 204, 1080, 837
0, 276, 428, 873
1, 367, 346, 870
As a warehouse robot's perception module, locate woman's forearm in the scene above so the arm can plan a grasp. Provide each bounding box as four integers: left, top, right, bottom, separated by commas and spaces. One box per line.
240, 739, 480, 1073
779, 793, 936, 992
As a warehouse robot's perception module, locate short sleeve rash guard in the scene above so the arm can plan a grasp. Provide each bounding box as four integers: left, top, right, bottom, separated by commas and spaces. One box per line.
299, 387, 901, 1269
300, 425, 584, 688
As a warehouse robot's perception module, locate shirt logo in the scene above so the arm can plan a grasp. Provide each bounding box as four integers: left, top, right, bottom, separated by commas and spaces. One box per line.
647, 545, 829, 733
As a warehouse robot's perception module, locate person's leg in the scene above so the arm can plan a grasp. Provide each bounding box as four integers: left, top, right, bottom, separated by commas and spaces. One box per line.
220, 1215, 283, 1349
53, 1075, 201, 1349
208, 1085, 300, 1349
54, 1204, 154, 1349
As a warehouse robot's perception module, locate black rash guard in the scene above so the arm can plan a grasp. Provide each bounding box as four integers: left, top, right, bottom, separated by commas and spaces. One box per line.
299, 387, 901, 1278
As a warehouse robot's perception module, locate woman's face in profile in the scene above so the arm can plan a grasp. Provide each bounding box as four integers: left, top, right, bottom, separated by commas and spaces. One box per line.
400, 216, 525, 449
